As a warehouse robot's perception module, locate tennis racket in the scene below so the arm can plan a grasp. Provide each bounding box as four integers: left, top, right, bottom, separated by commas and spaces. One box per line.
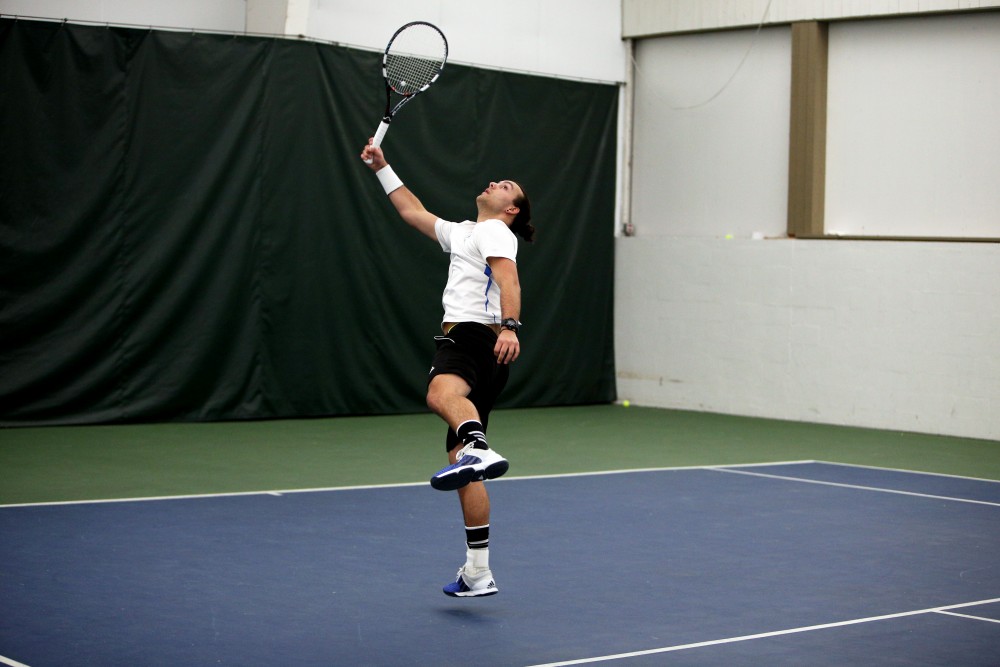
364, 21, 448, 163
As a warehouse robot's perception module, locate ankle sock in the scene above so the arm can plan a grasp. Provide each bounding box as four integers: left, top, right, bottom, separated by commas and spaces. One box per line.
465, 523, 489, 551
456, 420, 489, 450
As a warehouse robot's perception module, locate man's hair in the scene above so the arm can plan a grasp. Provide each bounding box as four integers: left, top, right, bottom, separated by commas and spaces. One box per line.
510, 185, 535, 243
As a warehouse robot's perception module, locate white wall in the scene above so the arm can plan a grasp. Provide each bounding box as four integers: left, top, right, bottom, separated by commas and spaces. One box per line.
0, 0, 246, 31
825, 13, 1000, 238
630, 26, 790, 240
616, 238, 1000, 440
294, 0, 626, 82
622, 0, 1000, 36
620, 8, 1000, 440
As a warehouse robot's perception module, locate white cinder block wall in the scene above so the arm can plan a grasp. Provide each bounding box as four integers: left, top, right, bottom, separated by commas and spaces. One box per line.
5, 0, 998, 439
616, 238, 1000, 440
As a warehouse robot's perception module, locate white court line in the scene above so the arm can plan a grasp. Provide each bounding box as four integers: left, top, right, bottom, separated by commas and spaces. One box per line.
0, 460, 817, 509
0, 480, 427, 509
0, 653, 31, 667
816, 460, 1000, 485
525, 597, 1000, 667
500, 460, 816, 483
710, 467, 1000, 508
935, 610, 1000, 625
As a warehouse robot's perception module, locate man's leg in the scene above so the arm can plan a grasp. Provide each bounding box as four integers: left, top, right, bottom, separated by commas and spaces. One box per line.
451, 449, 490, 527
427, 373, 508, 492
426, 375, 499, 595
441, 426, 498, 597
426, 373, 479, 433
428, 373, 497, 521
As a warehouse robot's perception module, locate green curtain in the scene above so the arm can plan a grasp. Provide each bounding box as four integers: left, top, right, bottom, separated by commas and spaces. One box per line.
0, 19, 618, 425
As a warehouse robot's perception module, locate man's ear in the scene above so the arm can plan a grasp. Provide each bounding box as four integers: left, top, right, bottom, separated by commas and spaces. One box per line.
505, 205, 520, 216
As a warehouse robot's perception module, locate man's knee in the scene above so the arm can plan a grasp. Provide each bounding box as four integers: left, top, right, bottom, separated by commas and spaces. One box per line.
427, 374, 463, 415
426, 386, 443, 414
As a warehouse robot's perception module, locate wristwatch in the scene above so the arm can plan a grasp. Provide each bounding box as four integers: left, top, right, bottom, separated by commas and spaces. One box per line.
500, 318, 522, 334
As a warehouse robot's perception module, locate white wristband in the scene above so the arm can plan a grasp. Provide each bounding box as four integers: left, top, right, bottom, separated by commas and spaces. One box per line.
376, 165, 403, 195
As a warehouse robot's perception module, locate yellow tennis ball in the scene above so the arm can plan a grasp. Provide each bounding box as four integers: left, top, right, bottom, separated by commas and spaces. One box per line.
622, 400, 630, 407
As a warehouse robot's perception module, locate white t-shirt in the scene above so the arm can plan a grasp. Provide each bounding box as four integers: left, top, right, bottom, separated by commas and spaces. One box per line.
434, 218, 518, 326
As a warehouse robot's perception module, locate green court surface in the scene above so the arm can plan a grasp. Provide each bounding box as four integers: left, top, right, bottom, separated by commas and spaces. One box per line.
2, 405, 998, 505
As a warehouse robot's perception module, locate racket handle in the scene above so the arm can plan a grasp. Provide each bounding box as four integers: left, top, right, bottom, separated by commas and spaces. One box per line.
363, 119, 391, 164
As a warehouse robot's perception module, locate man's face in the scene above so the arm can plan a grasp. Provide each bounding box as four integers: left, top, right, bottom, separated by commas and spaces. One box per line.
477, 180, 523, 215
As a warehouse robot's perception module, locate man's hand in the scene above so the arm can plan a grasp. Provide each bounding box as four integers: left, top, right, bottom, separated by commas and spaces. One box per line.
360, 140, 387, 171
495, 329, 520, 364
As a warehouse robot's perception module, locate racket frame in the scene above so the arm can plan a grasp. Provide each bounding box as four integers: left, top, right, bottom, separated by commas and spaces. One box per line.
367, 21, 448, 157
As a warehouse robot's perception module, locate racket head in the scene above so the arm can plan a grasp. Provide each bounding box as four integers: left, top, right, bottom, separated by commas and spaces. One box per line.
382, 21, 448, 96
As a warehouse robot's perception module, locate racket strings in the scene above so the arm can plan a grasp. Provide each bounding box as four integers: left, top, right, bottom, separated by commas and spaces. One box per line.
385, 53, 442, 94
384, 24, 446, 95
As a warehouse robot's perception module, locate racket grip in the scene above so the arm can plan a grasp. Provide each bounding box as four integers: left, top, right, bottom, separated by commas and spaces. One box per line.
363, 119, 391, 164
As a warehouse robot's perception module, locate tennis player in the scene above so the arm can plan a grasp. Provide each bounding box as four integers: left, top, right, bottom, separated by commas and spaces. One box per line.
360, 140, 534, 597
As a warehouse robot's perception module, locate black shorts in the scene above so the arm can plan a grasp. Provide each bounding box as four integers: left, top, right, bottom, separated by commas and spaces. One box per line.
429, 322, 509, 451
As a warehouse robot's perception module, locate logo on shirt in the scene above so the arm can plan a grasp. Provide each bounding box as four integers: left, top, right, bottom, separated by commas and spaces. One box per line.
483, 266, 494, 311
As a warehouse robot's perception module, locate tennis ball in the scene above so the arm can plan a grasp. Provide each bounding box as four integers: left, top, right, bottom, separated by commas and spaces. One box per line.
622, 400, 630, 407
724, 233, 734, 240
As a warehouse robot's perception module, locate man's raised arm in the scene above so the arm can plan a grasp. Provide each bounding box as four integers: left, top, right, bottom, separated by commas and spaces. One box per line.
360, 142, 438, 240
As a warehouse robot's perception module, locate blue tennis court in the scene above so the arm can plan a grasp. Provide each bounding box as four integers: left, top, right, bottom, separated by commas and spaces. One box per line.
2, 462, 998, 666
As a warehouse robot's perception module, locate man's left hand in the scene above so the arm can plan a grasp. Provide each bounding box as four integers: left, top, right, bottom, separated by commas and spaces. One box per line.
495, 330, 520, 364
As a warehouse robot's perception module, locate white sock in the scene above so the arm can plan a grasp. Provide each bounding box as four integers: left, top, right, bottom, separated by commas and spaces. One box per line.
466, 547, 490, 572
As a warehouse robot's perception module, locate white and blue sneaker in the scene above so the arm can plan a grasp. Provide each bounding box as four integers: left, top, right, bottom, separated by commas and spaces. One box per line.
430, 444, 509, 491
443, 565, 498, 598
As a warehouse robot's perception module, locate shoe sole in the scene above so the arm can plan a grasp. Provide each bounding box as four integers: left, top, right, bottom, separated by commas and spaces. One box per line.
430, 459, 509, 491
443, 587, 499, 598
